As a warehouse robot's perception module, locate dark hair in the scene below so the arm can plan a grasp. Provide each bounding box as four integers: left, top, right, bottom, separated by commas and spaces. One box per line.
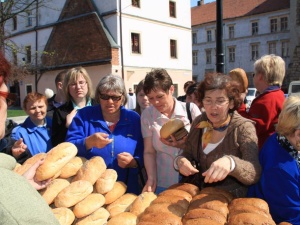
55, 70, 67, 85
184, 80, 195, 90
0, 52, 11, 84
135, 79, 145, 115
197, 73, 242, 112
186, 83, 198, 96
143, 68, 173, 95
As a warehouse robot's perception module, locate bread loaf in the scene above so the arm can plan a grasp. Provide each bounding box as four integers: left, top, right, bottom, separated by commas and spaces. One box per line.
151, 195, 189, 210
200, 187, 234, 203
59, 156, 87, 179
184, 218, 223, 225
168, 183, 200, 197
74, 207, 110, 225
138, 212, 182, 225
228, 204, 270, 219
73, 193, 106, 218
189, 193, 229, 211
14, 152, 46, 175
35, 142, 77, 181
39, 178, 70, 204
229, 198, 270, 214
106, 193, 137, 218
192, 200, 229, 218
130, 192, 157, 216
144, 202, 187, 218
183, 208, 227, 225
227, 212, 276, 225
95, 169, 118, 194
54, 180, 93, 208
159, 189, 192, 202
104, 181, 127, 204
72, 156, 106, 185
51, 207, 75, 225
106, 212, 137, 225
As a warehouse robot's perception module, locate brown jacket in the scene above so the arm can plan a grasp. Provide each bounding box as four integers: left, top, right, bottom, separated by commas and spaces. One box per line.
181, 111, 261, 197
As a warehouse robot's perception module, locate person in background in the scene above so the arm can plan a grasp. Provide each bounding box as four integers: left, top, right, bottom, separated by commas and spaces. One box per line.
10, 92, 52, 164
248, 96, 300, 224
177, 80, 195, 102
176, 73, 261, 198
141, 68, 201, 194
243, 54, 286, 150
126, 87, 136, 110
229, 68, 249, 117
51, 67, 96, 147
47, 70, 67, 118
0, 51, 59, 225
65, 74, 144, 194
134, 79, 150, 115
186, 82, 203, 111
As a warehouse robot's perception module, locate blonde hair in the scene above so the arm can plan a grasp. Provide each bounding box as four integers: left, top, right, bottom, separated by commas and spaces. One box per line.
277, 96, 300, 136
63, 67, 93, 102
254, 54, 285, 86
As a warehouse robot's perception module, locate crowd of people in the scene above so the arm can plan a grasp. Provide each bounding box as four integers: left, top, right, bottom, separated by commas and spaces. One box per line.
0, 51, 299, 224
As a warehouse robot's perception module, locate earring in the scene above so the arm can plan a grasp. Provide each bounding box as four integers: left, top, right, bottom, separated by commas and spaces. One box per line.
296, 142, 300, 148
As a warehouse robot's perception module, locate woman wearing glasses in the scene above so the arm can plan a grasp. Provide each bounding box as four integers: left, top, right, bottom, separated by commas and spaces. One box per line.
65, 74, 144, 194
51, 67, 96, 147
176, 73, 261, 198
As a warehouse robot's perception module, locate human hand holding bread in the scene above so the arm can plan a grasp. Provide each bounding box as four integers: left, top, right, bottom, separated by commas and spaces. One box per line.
85, 132, 113, 150
12, 138, 27, 158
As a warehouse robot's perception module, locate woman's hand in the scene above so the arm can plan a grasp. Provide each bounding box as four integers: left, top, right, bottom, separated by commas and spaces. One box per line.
85, 132, 113, 149
117, 152, 136, 168
160, 134, 187, 149
23, 158, 51, 190
65, 108, 78, 128
142, 178, 156, 193
11, 138, 27, 158
178, 157, 199, 176
202, 156, 231, 183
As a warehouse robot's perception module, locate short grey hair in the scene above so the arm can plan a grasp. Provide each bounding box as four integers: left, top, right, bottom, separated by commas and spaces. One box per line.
95, 74, 128, 105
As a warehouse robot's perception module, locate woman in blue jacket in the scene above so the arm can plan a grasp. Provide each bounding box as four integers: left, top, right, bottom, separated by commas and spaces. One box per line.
66, 74, 144, 194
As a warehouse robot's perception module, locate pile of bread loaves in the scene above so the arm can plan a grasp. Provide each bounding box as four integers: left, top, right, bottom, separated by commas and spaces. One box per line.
13, 142, 292, 225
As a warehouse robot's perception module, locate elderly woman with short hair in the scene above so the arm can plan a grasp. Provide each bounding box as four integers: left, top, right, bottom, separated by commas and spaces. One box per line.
66, 74, 144, 194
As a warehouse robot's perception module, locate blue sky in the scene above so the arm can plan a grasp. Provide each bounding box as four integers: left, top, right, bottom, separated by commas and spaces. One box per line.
191, 0, 216, 7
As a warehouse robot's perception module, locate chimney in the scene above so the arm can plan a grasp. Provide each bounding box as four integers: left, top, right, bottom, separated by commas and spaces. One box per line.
197, 0, 204, 6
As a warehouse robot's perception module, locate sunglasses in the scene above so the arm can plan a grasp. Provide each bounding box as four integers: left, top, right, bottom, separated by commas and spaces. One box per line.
0, 91, 17, 106
99, 94, 122, 102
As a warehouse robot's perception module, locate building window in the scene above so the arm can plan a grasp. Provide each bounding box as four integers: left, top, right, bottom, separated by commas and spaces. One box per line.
281, 41, 289, 58
270, 18, 277, 33
251, 44, 259, 61
169, 1, 176, 18
228, 26, 234, 39
131, 33, 140, 54
252, 22, 258, 35
170, 39, 177, 58
206, 49, 212, 64
12, 16, 17, 30
207, 30, 212, 42
280, 17, 288, 31
25, 45, 31, 63
26, 11, 32, 27
268, 42, 276, 54
192, 33, 197, 44
228, 47, 235, 62
192, 51, 198, 65
132, 0, 140, 7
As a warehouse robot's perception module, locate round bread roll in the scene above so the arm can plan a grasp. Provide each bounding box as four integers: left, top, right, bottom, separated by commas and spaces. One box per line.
159, 189, 192, 202
35, 142, 77, 181
168, 183, 200, 197
95, 169, 118, 194
54, 180, 93, 208
72, 156, 106, 185
138, 212, 182, 225
200, 187, 234, 203
75, 207, 110, 225
106, 193, 137, 218
73, 193, 106, 218
130, 192, 157, 216
51, 207, 75, 225
59, 156, 87, 179
151, 195, 189, 210
229, 198, 270, 214
183, 208, 226, 225
144, 202, 187, 218
104, 181, 127, 205
184, 218, 223, 225
228, 212, 276, 225
107, 212, 137, 225
14, 152, 46, 175
39, 178, 70, 205
160, 118, 188, 141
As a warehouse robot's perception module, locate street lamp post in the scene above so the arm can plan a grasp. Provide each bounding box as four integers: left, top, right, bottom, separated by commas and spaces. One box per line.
216, 0, 224, 73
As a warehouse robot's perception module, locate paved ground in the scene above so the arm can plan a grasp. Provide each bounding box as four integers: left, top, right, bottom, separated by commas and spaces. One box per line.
7, 116, 27, 124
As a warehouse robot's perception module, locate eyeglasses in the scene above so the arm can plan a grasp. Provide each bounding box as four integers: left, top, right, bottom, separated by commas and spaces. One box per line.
0, 91, 17, 106
69, 81, 87, 88
203, 98, 229, 107
99, 94, 122, 102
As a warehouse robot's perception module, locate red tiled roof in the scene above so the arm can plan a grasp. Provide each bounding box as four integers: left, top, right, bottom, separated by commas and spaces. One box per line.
191, 0, 290, 26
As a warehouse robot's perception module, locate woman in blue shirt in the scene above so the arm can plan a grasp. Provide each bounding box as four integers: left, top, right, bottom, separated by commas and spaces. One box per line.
66, 74, 144, 194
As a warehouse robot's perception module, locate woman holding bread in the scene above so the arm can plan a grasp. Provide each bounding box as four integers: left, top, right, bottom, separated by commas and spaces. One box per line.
248, 96, 300, 224
65, 74, 144, 194
141, 68, 201, 194
52, 67, 96, 147
176, 73, 261, 198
